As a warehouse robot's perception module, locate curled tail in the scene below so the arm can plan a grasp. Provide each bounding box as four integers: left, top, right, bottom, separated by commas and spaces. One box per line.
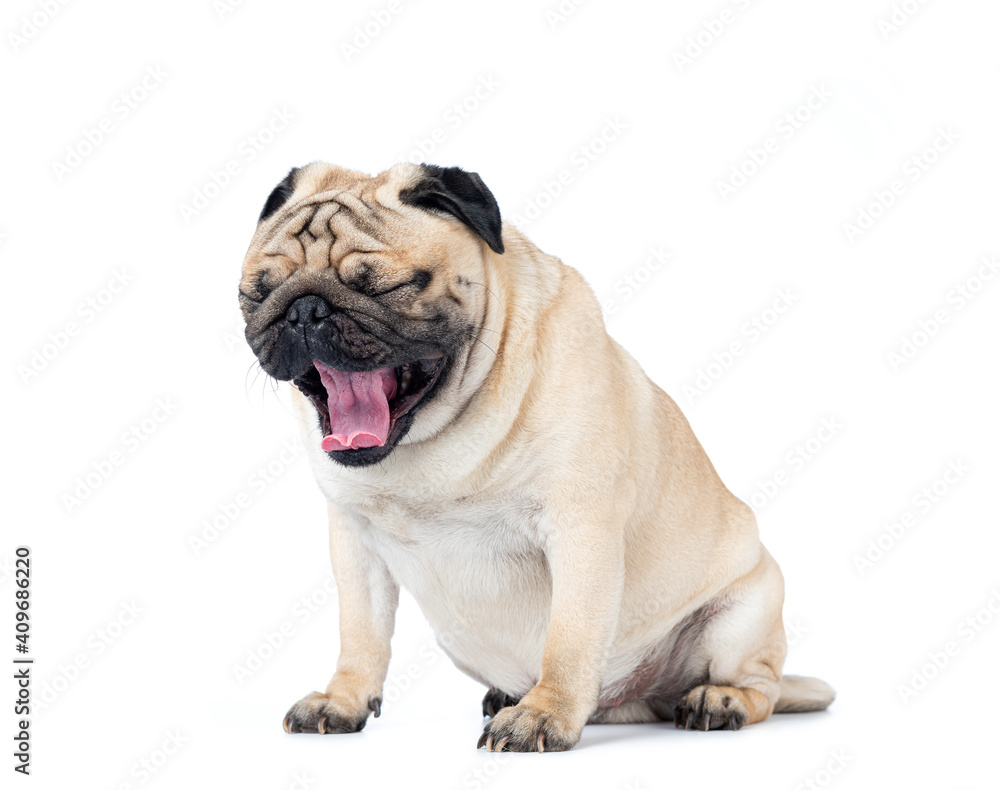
774, 675, 836, 713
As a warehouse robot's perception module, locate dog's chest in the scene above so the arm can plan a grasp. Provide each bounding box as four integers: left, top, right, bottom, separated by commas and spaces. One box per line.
357, 492, 546, 593
349, 491, 553, 690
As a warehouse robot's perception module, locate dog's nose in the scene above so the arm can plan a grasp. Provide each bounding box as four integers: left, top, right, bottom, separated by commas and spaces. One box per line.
285, 295, 332, 326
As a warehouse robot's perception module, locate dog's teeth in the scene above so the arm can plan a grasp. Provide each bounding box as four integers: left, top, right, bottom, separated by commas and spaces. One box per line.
400, 369, 412, 395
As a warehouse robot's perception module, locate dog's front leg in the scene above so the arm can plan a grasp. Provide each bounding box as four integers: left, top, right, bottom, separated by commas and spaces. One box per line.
283, 504, 398, 734
478, 508, 625, 752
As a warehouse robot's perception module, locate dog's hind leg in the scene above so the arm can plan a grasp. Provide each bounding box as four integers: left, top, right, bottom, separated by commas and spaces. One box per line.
670, 547, 789, 731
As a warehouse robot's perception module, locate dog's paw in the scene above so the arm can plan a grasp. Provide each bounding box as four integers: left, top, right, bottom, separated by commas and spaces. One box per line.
673, 685, 748, 731
282, 691, 381, 734
477, 700, 580, 753
482, 687, 521, 718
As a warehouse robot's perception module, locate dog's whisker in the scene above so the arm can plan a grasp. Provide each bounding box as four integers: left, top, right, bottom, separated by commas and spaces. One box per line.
246, 360, 268, 402
473, 335, 498, 358
467, 280, 501, 307
243, 358, 296, 419
244, 359, 260, 396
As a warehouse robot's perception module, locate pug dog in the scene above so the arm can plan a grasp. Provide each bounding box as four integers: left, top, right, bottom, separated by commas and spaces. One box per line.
239, 162, 834, 752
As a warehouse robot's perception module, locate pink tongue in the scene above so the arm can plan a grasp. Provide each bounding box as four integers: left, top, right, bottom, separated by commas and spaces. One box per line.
314, 361, 397, 451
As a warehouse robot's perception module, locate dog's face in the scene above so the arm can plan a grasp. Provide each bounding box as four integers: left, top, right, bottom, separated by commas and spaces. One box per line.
240, 162, 505, 467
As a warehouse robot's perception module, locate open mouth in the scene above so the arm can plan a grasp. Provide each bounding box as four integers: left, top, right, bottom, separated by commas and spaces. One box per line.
292, 356, 446, 457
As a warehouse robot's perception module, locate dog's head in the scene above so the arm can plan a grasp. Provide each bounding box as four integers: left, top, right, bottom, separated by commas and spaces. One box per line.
240, 162, 505, 467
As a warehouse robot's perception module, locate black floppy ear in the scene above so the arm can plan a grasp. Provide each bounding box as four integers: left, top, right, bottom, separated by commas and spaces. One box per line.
258, 167, 299, 222
399, 165, 504, 254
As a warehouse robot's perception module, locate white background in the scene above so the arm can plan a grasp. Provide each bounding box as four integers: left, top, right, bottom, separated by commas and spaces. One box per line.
4, 0, 1000, 788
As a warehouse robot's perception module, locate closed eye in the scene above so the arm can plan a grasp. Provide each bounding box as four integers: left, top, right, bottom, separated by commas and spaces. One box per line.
367, 270, 432, 297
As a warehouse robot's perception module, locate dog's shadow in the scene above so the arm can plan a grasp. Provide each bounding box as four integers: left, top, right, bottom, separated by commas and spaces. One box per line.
575, 724, 659, 750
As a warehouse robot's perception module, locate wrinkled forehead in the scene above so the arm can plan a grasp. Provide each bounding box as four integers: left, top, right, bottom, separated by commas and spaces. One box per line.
243, 161, 504, 289
283, 162, 407, 219
246, 163, 490, 280
248, 163, 412, 253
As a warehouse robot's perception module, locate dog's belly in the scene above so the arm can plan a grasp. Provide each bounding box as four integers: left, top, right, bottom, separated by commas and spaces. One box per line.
351, 495, 729, 707
596, 598, 725, 712
360, 498, 554, 695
